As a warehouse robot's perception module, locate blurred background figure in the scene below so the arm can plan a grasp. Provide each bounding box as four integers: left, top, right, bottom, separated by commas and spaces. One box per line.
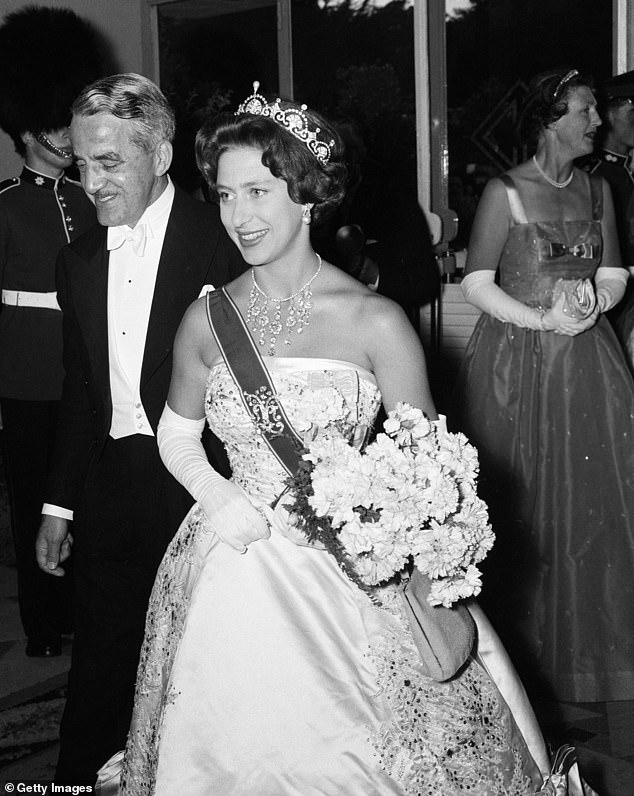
311, 119, 440, 328
0, 6, 104, 658
452, 67, 634, 705
584, 70, 634, 347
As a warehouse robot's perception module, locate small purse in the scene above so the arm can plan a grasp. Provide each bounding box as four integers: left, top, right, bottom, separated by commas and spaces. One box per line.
400, 566, 476, 682
552, 278, 596, 319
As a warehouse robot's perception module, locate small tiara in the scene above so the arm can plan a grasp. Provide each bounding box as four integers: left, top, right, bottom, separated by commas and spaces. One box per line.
235, 81, 334, 165
553, 69, 579, 99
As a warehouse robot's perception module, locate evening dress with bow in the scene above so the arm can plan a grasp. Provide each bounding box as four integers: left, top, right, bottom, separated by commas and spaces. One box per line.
453, 173, 634, 703
112, 313, 551, 794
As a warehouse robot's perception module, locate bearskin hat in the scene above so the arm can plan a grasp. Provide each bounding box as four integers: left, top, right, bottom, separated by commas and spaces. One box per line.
0, 5, 105, 152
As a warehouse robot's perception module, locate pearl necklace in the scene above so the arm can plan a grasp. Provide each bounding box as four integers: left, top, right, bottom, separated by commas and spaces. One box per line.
532, 155, 574, 189
247, 254, 322, 356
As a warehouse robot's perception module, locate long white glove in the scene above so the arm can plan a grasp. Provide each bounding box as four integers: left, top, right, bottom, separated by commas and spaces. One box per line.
594, 266, 628, 312
157, 403, 270, 552
462, 270, 545, 330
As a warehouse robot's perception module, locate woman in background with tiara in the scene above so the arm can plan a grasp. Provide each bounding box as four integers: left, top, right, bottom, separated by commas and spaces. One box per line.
90, 82, 601, 795
453, 67, 634, 706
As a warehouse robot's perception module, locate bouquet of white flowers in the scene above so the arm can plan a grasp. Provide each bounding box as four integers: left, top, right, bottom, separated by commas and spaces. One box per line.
285, 402, 495, 607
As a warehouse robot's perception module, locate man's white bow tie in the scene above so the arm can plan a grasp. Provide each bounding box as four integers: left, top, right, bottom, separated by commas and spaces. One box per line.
107, 223, 148, 257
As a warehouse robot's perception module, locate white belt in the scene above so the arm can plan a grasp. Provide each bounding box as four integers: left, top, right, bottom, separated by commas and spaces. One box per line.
1, 289, 61, 311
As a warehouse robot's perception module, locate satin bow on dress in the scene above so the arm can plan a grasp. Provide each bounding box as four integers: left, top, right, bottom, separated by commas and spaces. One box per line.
547, 242, 596, 259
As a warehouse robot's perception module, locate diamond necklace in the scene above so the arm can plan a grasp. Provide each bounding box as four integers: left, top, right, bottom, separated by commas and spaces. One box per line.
247, 253, 322, 356
532, 155, 574, 189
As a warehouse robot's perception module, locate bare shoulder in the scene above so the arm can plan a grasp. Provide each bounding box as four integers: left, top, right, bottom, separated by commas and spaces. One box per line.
508, 161, 530, 179
360, 291, 410, 334
176, 294, 213, 350
319, 260, 379, 302
484, 171, 513, 197
468, 174, 511, 218
182, 292, 210, 328
495, 162, 539, 195
173, 293, 222, 371
469, 173, 513, 241
352, 290, 418, 355
319, 261, 410, 333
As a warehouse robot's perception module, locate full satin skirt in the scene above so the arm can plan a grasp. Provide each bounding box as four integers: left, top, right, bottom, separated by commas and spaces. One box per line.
118, 505, 543, 795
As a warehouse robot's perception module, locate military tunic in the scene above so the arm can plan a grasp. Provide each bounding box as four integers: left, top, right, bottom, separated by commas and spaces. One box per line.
585, 148, 634, 270
0, 165, 96, 399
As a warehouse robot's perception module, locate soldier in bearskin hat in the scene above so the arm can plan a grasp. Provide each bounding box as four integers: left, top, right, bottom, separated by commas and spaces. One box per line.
0, 6, 104, 657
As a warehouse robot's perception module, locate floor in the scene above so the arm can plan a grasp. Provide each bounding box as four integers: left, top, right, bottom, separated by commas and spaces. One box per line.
0, 563, 71, 785
0, 530, 632, 792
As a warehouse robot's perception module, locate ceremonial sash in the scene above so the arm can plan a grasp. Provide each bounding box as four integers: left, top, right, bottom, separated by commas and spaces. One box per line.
206, 288, 304, 476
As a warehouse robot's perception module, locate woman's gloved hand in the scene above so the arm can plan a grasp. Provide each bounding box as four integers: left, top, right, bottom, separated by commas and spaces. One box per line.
262, 494, 326, 550
542, 290, 599, 336
157, 403, 270, 555
200, 480, 270, 553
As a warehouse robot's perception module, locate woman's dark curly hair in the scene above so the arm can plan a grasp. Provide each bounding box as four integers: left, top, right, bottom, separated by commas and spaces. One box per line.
518, 67, 592, 152
196, 103, 348, 226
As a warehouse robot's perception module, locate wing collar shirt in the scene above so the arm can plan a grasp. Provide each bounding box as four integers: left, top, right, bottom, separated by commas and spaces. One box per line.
107, 177, 175, 439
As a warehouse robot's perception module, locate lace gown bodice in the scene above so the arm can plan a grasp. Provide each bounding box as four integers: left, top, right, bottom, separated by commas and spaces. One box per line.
205, 357, 381, 505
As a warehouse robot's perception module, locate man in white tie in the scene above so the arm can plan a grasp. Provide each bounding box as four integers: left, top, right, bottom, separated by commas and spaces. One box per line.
35, 73, 245, 785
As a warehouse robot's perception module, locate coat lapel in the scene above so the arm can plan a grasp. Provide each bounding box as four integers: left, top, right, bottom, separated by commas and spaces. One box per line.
69, 225, 111, 403
140, 188, 217, 386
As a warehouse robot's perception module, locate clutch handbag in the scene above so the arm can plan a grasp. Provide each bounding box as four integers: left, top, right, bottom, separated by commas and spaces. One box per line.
552, 277, 596, 319
400, 566, 476, 682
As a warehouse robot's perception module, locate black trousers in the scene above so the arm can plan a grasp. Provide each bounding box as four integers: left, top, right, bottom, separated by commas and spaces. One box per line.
54, 433, 193, 785
0, 398, 73, 642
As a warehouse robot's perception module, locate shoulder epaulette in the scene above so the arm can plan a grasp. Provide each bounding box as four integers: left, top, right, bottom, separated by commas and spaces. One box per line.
0, 177, 20, 195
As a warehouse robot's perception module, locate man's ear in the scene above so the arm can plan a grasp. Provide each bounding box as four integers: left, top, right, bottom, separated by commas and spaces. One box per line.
154, 140, 173, 177
20, 131, 35, 148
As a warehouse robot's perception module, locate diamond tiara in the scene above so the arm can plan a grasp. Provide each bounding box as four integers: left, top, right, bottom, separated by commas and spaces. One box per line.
553, 69, 579, 99
235, 81, 334, 165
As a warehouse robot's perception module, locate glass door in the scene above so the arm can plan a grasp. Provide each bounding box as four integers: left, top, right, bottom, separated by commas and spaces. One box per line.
154, 0, 280, 191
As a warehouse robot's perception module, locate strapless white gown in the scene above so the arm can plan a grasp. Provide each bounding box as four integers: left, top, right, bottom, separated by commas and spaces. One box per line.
117, 358, 544, 795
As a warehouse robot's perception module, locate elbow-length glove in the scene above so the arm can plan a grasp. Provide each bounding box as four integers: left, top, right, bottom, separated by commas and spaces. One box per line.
157, 403, 270, 552
462, 270, 548, 329
594, 266, 628, 312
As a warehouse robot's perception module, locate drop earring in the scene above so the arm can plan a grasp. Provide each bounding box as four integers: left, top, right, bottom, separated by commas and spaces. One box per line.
302, 205, 312, 225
